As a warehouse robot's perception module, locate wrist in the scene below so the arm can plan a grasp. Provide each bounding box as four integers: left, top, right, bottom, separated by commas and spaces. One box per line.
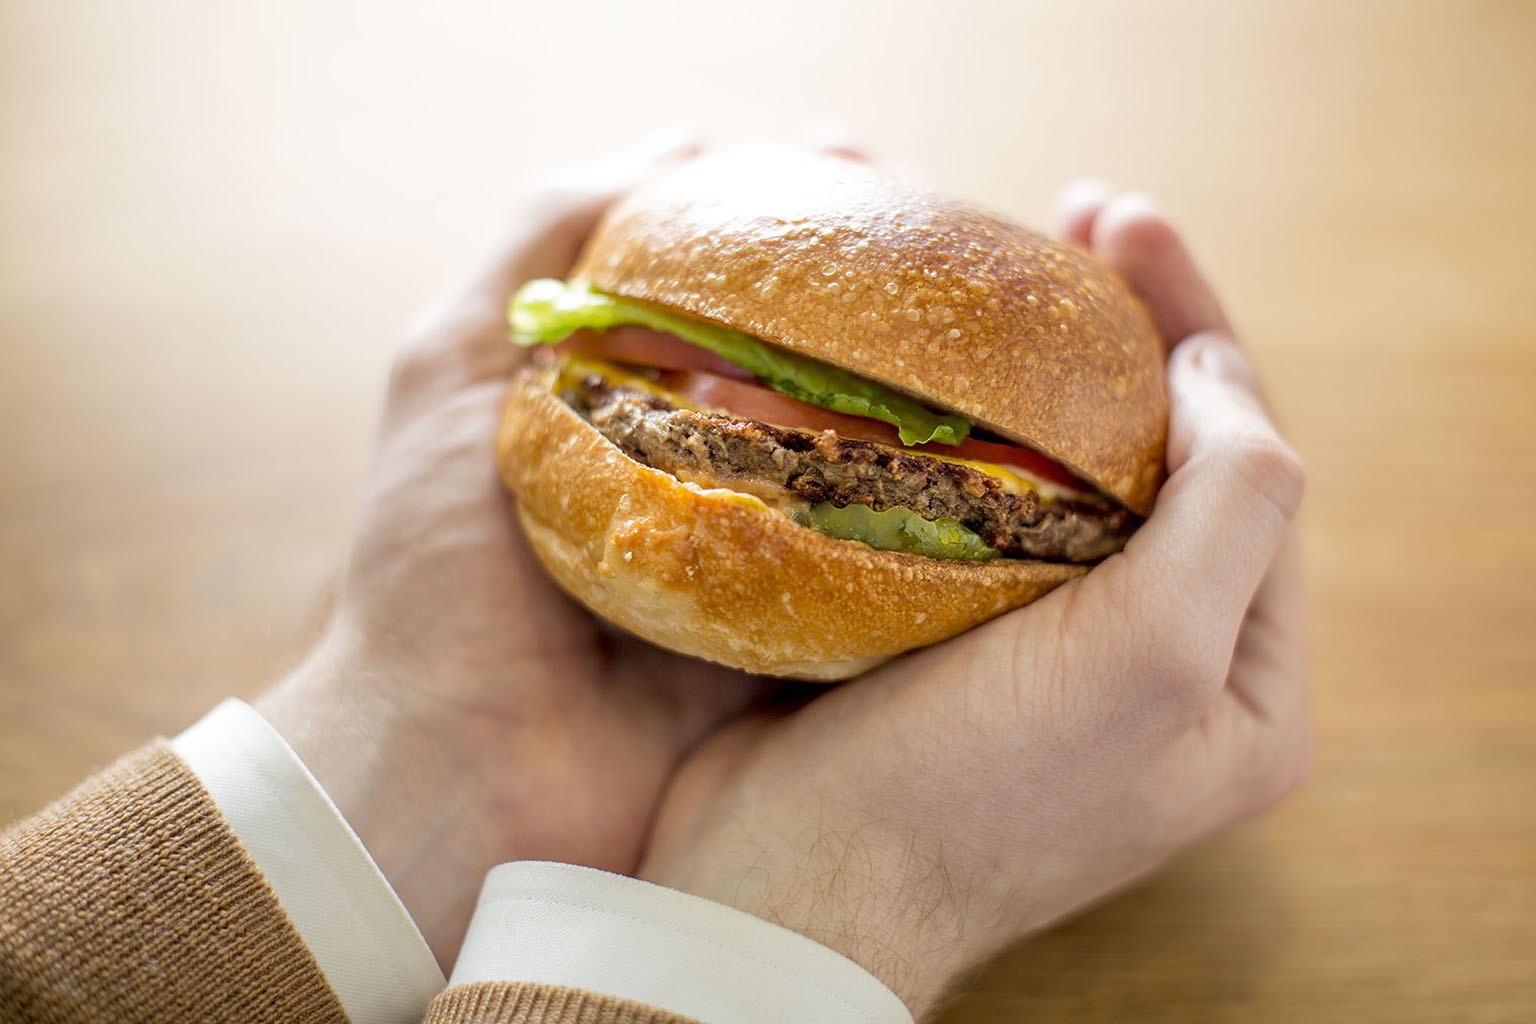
255, 634, 511, 965
643, 828, 978, 1017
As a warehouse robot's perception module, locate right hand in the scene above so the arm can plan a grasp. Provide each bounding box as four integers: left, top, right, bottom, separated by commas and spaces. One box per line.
640, 185, 1309, 1018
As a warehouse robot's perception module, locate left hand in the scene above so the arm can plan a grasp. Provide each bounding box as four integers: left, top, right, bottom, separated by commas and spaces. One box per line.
257, 134, 763, 966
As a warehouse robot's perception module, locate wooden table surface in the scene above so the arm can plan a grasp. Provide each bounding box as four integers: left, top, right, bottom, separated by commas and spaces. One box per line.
3, 1, 1533, 1019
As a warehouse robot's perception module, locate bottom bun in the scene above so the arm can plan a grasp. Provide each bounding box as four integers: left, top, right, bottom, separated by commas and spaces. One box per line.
497, 368, 1085, 680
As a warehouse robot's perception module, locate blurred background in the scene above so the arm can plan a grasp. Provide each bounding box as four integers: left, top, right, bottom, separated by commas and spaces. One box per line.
2, 1, 1533, 1020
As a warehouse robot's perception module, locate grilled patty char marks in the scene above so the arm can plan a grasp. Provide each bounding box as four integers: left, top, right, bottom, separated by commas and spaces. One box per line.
563, 375, 1136, 563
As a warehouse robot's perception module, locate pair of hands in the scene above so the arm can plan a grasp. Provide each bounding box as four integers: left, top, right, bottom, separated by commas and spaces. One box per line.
258, 137, 1307, 1018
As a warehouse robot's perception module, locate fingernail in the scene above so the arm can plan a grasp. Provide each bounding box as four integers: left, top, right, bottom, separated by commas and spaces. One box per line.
1191, 337, 1254, 389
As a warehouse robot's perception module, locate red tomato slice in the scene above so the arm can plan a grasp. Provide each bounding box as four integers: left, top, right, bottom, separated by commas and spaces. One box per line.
656, 369, 1088, 491
558, 328, 754, 381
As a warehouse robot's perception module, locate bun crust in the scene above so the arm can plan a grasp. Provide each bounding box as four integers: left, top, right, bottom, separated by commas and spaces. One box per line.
573, 146, 1167, 515
498, 368, 1084, 681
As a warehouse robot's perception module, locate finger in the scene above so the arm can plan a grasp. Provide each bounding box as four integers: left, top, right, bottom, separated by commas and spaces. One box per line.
1228, 526, 1308, 727
1176, 520, 1310, 829
1168, 675, 1311, 843
391, 128, 702, 410
1086, 333, 1305, 717
1188, 680, 1310, 835
1048, 178, 1115, 248
1089, 193, 1233, 348
481, 125, 703, 307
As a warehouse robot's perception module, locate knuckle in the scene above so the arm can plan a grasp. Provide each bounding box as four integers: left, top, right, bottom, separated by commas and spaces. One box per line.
1232, 435, 1306, 524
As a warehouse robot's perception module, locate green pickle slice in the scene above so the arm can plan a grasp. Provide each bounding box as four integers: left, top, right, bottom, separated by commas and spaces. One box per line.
798, 503, 999, 561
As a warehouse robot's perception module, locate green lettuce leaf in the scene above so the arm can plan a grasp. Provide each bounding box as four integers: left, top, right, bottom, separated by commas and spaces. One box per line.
798, 502, 999, 561
510, 279, 970, 446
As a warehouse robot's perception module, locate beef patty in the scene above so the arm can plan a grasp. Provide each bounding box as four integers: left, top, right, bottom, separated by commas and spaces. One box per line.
563, 375, 1136, 562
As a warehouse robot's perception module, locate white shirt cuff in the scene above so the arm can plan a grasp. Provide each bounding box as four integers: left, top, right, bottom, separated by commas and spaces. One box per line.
172, 698, 445, 1024
453, 861, 913, 1024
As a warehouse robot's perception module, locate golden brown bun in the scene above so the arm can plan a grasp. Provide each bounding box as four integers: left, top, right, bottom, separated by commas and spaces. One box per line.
573, 145, 1167, 515
498, 368, 1084, 681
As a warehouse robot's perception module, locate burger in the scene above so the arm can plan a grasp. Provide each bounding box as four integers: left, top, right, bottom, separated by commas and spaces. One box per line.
497, 146, 1167, 680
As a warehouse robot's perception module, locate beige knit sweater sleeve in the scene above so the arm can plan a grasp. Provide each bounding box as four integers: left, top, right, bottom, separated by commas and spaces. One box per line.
423, 983, 700, 1023
0, 741, 349, 1023
0, 742, 701, 1024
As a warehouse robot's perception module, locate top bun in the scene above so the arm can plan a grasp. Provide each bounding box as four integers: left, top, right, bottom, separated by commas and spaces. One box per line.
572, 145, 1168, 515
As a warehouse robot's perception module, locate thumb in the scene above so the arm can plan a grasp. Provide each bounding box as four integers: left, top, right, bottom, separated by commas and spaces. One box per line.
387, 129, 701, 415
490, 125, 703, 295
